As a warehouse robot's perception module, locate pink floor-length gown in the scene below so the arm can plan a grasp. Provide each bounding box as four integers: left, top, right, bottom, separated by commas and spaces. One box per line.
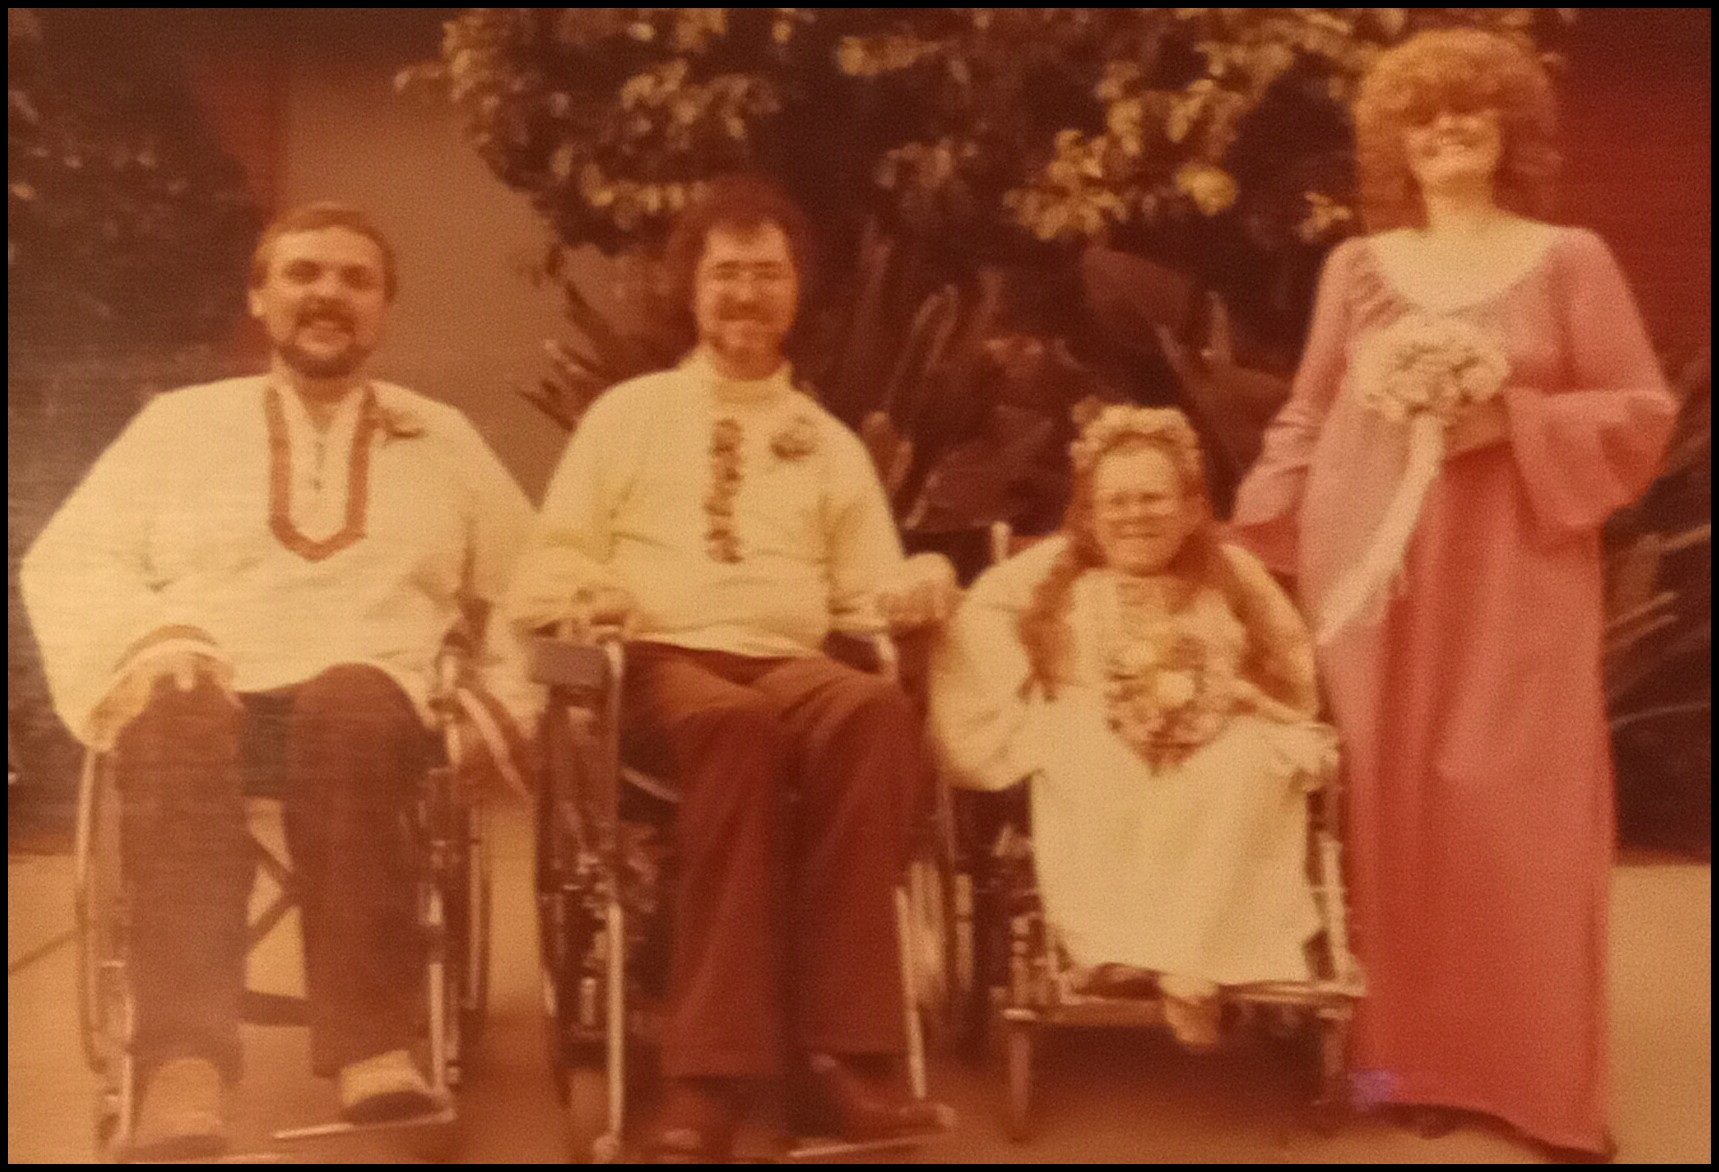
1230, 226, 1676, 1151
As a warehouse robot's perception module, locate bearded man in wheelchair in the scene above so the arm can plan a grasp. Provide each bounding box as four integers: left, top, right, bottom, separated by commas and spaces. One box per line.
501, 174, 960, 1163
19, 203, 538, 1160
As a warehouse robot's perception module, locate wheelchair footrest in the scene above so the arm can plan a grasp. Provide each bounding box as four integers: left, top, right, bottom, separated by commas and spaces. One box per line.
779, 1131, 938, 1163
271, 1101, 455, 1143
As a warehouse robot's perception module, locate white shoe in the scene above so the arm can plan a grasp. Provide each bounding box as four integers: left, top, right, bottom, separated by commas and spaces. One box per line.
336, 1049, 440, 1122
130, 1056, 228, 1160
1159, 974, 1222, 1051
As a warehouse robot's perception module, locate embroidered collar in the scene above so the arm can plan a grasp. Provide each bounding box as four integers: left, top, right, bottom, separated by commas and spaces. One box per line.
264, 383, 378, 562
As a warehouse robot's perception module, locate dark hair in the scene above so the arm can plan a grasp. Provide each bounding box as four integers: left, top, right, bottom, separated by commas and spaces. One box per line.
250, 202, 398, 300
662, 174, 815, 310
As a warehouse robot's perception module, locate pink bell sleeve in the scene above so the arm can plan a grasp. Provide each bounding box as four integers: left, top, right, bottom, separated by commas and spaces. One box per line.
1503, 230, 1678, 537
1229, 239, 1359, 575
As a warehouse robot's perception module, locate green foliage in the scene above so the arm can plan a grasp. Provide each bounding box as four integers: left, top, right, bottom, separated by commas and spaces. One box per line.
8, 8, 259, 352
407, 9, 1563, 286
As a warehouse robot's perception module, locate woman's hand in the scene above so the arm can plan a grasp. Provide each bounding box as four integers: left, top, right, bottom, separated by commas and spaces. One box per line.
1445, 397, 1509, 456
566, 583, 641, 639
877, 554, 961, 630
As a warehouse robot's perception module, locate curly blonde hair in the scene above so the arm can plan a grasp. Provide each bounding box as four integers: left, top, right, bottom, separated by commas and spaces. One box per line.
1019, 408, 1228, 698
1354, 28, 1559, 231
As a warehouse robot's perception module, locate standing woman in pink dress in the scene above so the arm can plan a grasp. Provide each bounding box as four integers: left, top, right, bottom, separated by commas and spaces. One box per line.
1230, 28, 1677, 1160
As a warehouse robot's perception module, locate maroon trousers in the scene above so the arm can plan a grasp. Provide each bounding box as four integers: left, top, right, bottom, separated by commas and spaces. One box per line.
115, 664, 427, 1080
620, 644, 922, 1079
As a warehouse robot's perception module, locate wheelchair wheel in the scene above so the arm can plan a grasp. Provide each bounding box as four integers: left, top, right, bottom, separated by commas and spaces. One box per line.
74, 753, 127, 1075
1004, 1018, 1035, 1142
457, 799, 493, 1046
1309, 1007, 1353, 1135
559, 1060, 617, 1163
904, 845, 969, 1054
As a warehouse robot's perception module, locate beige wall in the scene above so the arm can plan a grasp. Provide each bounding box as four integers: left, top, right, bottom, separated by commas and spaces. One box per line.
279, 55, 574, 501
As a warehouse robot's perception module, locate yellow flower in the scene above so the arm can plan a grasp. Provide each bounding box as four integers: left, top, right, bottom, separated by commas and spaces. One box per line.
1173, 162, 1238, 216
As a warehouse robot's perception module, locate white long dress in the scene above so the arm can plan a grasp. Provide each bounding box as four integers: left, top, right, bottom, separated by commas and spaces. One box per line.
930, 535, 1335, 986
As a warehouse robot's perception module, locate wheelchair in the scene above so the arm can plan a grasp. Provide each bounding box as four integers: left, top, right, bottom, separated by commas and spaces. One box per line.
962, 523, 1365, 1141
73, 647, 493, 1161
531, 628, 968, 1163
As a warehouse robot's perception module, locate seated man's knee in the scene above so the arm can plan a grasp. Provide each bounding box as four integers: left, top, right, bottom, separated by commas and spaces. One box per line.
665, 694, 797, 802
292, 664, 418, 738
119, 677, 243, 774
681, 692, 787, 758
828, 673, 915, 739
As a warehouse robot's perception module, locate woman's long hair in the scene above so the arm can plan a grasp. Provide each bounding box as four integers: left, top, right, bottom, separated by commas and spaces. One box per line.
1019, 409, 1235, 699
1354, 28, 1560, 232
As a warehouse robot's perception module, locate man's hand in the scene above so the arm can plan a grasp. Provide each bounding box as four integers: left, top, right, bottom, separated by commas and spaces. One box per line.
90, 648, 237, 751
1445, 397, 1509, 456
569, 583, 641, 639
877, 554, 961, 631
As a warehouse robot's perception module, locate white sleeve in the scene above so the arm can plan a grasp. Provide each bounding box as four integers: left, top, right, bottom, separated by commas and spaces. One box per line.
19, 397, 217, 744
928, 535, 1070, 791
440, 412, 544, 750
500, 388, 632, 633
825, 425, 907, 630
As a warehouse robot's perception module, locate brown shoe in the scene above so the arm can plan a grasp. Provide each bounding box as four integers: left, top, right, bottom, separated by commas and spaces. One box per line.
642, 1078, 746, 1164
791, 1053, 956, 1142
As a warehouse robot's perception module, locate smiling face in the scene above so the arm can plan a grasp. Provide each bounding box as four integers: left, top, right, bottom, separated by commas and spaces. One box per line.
248, 226, 389, 386
1090, 444, 1199, 576
692, 221, 800, 379
1403, 103, 1504, 197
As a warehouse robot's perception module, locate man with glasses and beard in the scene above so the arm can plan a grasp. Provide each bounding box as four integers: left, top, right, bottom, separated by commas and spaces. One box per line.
502, 175, 958, 1162
21, 203, 538, 1159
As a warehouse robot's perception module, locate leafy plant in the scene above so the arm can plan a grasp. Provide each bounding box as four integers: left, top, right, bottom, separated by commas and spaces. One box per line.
8, 8, 259, 352
402, 8, 1571, 436
1603, 349, 1710, 855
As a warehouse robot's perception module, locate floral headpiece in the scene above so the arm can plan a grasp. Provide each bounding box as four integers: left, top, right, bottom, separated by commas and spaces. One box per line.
1069, 405, 1204, 480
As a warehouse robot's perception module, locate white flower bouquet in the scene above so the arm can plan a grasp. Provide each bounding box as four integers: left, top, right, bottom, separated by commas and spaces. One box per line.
1317, 312, 1509, 644
1352, 312, 1509, 425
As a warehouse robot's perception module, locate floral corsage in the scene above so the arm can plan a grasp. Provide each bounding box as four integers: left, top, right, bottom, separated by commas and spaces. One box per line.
373, 401, 427, 441
770, 413, 819, 461
1104, 627, 1236, 771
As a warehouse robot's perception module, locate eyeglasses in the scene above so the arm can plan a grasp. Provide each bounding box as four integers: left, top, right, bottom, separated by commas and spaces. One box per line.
1401, 101, 1500, 128
698, 262, 795, 289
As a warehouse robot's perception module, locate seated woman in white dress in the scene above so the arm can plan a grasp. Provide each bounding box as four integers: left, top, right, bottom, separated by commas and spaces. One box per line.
930, 406, 1337, 1047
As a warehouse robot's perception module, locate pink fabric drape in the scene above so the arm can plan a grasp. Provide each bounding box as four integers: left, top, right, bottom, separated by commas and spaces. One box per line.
1230, 227, 1676, 1151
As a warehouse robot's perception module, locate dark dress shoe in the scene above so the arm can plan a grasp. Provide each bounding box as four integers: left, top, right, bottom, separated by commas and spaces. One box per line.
642, 1078, 746, 1164
791, 1053, 956, 1142
1540, 1133, 1619, 1164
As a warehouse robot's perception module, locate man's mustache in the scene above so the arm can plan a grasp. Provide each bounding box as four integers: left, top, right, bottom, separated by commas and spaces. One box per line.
296, 305, 355, 331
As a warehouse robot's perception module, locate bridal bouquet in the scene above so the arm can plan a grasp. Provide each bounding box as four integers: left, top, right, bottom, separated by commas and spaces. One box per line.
1316, 312, 1509, 643
1104, 623, 1238, 771
1352, 312, 1509, 425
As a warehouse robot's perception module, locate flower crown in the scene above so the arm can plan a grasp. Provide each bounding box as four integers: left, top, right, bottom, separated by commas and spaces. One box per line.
1070, 405, 1204, 478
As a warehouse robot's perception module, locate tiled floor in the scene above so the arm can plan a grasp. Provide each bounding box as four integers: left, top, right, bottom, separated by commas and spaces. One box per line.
9, 802, 1711, 1163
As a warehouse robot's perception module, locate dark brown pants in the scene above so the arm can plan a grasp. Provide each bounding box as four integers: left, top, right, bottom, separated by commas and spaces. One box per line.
116, 664, 427, 1080
621, 644, 922, 1079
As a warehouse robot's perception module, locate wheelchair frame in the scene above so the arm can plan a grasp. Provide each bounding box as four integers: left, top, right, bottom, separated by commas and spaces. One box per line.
72, 650, 493, 1161
531, 631, 966, 1163
966, 522, 1365, 1140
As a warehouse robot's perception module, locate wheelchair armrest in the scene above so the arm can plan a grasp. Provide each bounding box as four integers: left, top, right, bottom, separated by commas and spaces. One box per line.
530, 635, 615, 699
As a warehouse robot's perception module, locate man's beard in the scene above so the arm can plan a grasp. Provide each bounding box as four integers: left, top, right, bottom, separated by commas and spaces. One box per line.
277, 341, 367, 379
276, 318, 369, 380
